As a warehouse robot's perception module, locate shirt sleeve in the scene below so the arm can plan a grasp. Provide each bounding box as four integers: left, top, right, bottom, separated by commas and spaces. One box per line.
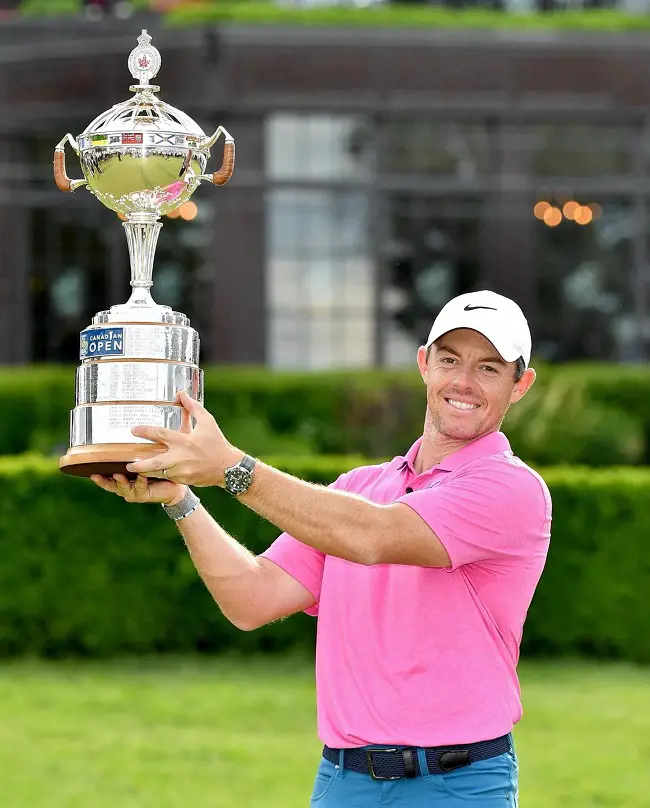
260, 471, 354, 616
395, 461, 551, 571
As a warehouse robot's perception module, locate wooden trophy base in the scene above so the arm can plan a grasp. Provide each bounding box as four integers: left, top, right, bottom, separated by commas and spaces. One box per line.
59, 443, 168, 480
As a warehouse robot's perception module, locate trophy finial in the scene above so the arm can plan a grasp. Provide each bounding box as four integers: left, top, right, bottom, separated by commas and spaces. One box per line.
128, 29, 161, 88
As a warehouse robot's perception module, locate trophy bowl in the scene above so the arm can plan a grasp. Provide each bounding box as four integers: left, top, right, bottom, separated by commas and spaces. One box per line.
76, 88, 213, 217
54, 30, 235, 479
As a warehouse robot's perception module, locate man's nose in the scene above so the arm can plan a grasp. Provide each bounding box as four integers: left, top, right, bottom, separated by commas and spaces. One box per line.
451, 366, 476, 389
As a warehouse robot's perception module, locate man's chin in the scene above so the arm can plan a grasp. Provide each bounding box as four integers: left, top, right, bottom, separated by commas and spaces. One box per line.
437, 419, 484, 443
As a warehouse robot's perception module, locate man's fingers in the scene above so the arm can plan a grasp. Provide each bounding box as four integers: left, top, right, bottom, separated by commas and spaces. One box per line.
133, 474, 149, 496
92, 471, 181, 504
90, 474, 118, 494
180, 404, 192, 434
113, 474, 134, 497
131, 425, 180, 444
178, 390, 208, 421
126, 454, 177, 475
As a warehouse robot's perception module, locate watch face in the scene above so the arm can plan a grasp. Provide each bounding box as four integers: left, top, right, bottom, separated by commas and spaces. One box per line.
226, 466, 251, 494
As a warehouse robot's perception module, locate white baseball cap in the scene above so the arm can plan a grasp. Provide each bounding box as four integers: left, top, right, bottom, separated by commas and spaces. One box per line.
425, 290, 532, 367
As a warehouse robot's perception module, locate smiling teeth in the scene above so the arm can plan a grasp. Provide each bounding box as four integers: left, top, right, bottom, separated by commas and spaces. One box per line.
448, 399, 479, 410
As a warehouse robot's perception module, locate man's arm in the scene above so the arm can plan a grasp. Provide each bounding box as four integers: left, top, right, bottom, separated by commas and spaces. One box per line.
90, 474, 316, 630
124, 393, 452, 569
237, 460, 452, 569
177, 502, 317, 630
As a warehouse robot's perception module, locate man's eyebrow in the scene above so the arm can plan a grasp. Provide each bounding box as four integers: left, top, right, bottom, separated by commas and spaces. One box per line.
437, 344, 460, 357
479, 355, 507, 366
437, 344, 506, 366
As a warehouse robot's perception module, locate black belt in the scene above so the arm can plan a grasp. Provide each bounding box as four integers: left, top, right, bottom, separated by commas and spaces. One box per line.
323, 734, 510, 780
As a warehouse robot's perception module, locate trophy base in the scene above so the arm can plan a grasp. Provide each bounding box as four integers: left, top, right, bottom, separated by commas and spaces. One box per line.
59, 443, 168, 480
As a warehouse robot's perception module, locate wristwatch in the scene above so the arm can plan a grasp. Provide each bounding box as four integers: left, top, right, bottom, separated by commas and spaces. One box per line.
224, 454, 256, 496
162, 487, 201, 521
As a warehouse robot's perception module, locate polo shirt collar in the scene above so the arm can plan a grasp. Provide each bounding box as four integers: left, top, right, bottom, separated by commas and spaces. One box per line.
400, 436, 423, 473
399, 431, 511, 474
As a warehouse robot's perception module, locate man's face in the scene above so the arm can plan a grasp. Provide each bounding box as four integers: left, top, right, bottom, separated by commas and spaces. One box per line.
417, 328, 535, 443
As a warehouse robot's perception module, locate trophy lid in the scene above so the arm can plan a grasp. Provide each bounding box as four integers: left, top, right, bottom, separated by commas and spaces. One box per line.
79, 30, 206, 143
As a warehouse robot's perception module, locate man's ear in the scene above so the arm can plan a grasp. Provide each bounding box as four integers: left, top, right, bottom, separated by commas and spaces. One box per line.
417, 345, 429, 384
510, 367, 536, 404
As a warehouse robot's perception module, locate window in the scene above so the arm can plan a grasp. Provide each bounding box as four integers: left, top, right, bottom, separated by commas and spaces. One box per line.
381, 195, 484, 366
266, 114, 373, 182
534, 199, 638, 361
267, 189, 373, 368
532, 124, 636, 178
381, 121, 491, 182
266, 113, 375, 368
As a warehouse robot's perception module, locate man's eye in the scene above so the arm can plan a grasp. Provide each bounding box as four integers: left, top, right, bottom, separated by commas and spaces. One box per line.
481, 365, 497, 373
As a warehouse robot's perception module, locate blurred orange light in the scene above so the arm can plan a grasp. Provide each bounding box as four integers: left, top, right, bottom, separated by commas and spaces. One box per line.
117, 213, 127, 221
166, 207, 181, 219
179, 201, 198, 221
543, 207, 562, 227
588, 202, 603, 219
534, 201, 550, 220
563, 201, 579, 220
574, 206, 593, 226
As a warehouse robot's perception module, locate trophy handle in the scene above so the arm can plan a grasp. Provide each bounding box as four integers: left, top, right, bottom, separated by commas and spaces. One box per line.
54, 134, 88, 193
197, 126, 235, 187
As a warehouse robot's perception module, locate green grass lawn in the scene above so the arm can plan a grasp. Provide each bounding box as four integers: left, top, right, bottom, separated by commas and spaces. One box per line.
0, 655, 648, 807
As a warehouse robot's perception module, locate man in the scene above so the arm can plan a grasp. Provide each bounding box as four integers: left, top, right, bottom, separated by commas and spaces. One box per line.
92, 290, 551, 807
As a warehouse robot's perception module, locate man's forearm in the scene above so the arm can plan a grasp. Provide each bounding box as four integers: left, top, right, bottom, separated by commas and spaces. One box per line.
174, 502, 269, 629
239, 461, 387, 565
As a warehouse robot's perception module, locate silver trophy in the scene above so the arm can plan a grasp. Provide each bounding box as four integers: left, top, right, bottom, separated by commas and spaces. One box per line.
54, 30, 234, 478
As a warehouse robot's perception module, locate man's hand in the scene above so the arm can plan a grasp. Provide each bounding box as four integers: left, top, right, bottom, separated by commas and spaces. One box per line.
123, 390, 241, 487
90, 473, 186, 506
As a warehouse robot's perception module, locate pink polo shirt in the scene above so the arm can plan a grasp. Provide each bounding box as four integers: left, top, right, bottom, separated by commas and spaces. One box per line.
261, 431, 551, 748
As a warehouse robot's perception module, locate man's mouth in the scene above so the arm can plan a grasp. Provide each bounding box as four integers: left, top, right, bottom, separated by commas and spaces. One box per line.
444, 398, 480, 411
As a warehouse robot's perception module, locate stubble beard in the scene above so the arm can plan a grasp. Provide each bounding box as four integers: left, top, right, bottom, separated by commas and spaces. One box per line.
431, 409, 483, 442
426, 391, 488, 444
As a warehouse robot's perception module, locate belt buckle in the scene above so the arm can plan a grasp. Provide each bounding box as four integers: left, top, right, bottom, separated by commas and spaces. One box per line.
365, 748, 401, 781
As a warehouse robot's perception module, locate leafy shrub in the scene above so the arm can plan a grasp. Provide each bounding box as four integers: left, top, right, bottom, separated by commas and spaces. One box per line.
1, 363, 649, 466
1, 454, 649, 663
503, 372, 645, 466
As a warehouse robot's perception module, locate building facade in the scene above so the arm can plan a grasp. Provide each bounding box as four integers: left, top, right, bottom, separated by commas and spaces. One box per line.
3, 18, 650, 366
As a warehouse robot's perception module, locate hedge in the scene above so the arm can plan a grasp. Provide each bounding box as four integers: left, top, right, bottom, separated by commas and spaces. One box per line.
164, 3, 650, 32
2, 454, 649, 663
2, 364, 650, 467
20, 0, 650, 32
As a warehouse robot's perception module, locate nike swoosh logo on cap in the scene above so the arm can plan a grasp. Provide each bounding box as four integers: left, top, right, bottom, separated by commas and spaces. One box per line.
464, 304, 498, 311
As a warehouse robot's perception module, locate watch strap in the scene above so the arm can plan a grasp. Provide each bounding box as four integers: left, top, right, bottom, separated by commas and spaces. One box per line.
240, 454, 256, 473
162, 487, 201, 521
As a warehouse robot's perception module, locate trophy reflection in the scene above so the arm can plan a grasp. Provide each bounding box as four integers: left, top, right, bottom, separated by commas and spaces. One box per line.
54, 30, 234, 478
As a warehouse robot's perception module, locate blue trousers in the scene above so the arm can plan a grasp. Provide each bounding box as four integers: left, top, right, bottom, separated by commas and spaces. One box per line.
310, 740, 518, 807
